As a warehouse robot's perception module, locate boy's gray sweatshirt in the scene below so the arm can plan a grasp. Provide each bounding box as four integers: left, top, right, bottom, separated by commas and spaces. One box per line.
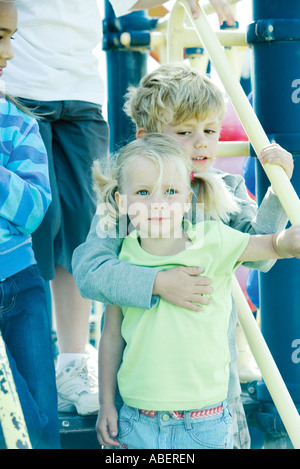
72, 169, 288, 401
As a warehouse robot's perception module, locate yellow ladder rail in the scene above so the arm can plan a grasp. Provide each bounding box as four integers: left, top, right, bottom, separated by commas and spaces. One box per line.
0, 332, 31, 449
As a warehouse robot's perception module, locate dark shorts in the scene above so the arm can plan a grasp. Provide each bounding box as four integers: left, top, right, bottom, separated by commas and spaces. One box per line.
19, 99, 109, 280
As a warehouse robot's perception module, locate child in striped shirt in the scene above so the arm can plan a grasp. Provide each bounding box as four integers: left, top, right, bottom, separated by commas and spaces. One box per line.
0, 1, 59, 449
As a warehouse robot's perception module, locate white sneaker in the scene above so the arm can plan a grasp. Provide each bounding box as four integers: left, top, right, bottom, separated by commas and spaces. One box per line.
56, 357, 99, 415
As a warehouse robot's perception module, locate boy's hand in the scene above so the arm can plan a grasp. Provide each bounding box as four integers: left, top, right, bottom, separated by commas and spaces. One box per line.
188, 0, 236, 26
274, 226, 300, 259
258, 143, 294, 180
96, 404, 120, 447
154, 267, 213, 312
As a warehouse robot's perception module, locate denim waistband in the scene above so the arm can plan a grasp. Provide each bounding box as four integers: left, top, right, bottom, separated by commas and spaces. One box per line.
139, 404, 224, 420
120, 400, 229, 430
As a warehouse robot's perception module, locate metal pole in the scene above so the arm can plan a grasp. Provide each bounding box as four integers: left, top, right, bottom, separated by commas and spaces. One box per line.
249, 0, 300, 443
103, 1, 156, 152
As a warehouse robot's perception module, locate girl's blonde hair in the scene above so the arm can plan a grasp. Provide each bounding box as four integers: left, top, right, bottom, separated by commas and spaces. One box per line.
123, 63, 226, 132
5, 94, 39, 119
93, 134, 240, 230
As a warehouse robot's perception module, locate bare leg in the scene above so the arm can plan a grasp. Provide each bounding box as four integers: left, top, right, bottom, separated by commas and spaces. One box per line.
51, 265, 91, 354
53, 265, 98, 415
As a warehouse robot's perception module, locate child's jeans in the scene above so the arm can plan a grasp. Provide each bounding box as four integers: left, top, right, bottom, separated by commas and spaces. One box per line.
0, 265, 60, 449
116, 401, 232, 449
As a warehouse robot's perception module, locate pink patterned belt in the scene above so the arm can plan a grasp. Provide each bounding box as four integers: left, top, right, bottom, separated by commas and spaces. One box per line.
139, 404, 223, 420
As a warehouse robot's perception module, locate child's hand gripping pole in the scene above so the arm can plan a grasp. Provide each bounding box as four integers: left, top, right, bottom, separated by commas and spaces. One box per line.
168, 0, 300, 449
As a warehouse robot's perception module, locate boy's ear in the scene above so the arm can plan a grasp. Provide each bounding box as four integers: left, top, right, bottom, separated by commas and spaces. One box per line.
115, 191, 127, 215
136, 127, 147, 139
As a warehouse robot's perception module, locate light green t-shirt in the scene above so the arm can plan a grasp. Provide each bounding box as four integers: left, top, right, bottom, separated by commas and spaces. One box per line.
118, 221, 250, 411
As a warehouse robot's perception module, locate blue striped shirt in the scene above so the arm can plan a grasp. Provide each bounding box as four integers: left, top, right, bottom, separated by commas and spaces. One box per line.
0, 97, 51, 278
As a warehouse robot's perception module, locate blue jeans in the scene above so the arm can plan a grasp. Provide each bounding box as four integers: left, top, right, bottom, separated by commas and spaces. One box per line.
116, 402, 233, 449
0, 266, 60, 449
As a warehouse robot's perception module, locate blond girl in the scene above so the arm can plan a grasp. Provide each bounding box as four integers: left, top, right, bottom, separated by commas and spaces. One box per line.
94, 134, 300, 450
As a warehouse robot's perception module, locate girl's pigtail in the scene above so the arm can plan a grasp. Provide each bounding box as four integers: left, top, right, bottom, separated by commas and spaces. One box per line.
92, 160, 119, 229
193, 172, 241, 222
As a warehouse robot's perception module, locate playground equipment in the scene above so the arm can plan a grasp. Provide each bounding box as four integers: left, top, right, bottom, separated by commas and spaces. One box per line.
1, 0, 299, 450
248, 0, 300, 423
0, 333, 31, 449
103, 2, 154, 152
103, 0, 300, 449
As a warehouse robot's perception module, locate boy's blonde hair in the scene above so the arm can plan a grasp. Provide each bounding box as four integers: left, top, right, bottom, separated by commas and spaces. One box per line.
93, 134, 240, 230
124, 63, 226, 132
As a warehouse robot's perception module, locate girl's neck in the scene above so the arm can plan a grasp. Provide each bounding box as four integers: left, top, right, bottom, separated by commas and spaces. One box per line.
139, 231, 192, 257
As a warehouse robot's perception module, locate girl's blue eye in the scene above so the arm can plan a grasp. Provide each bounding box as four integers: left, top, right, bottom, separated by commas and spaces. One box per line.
166, 188, 176, 195
137, 190, 149, 196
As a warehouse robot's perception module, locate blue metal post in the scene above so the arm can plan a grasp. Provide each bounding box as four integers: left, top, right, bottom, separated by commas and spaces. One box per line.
248, 0, 300, 443
103, 2, 157, 152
